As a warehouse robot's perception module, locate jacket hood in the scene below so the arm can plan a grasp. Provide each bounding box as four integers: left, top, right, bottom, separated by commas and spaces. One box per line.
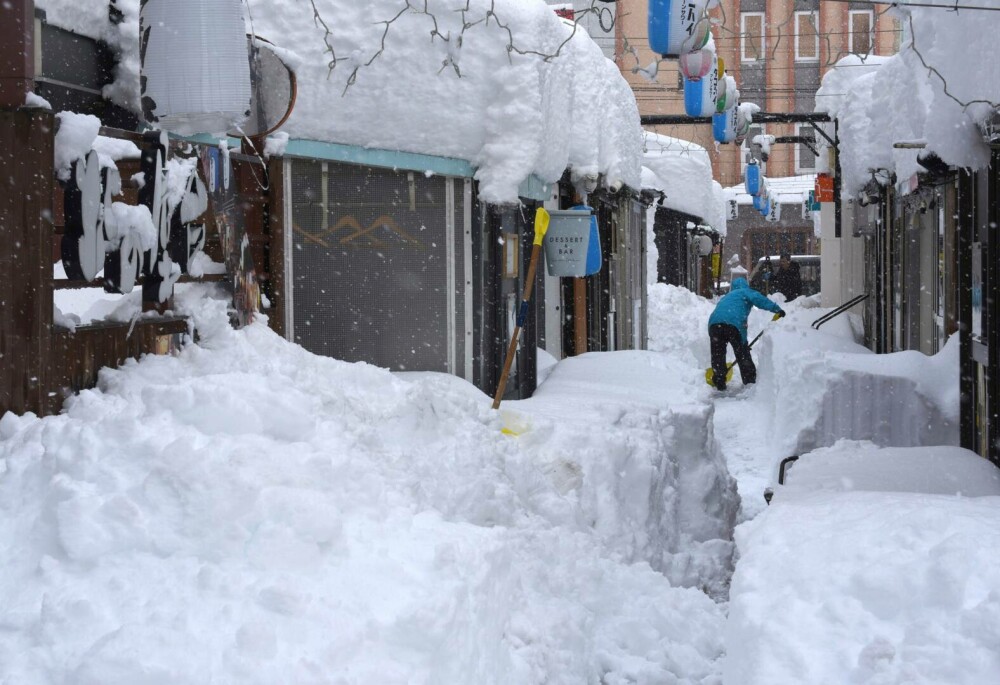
732, 277, 748, 290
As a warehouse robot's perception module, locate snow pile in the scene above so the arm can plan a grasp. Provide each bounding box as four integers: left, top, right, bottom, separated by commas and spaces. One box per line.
647, 282, 716, 369
774, 440, 1000, 498
643, 131, 726, 232
38, 0, 642, 204
25, 91, 52, 109
753, 305, 959, 457
523, 349, 740, 597
0, 290, 734, 684
53, 112, 102, 180
817, 1, 1000, 193
725, 441, 1000, 685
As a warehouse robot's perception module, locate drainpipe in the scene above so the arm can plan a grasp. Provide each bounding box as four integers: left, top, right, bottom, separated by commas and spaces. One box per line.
0, 0, 34, 108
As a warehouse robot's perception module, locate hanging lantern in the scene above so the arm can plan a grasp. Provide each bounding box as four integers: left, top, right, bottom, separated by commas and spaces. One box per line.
648, 0, 712, 58
683, 57, 721, 117
766, 200, 783, 223
679, 37, 716, 81
756, 185, 772, 216
745, 161, 761, 196
140, 0, 252, 136
716, 74, 739, 113
713, 106, 738, 144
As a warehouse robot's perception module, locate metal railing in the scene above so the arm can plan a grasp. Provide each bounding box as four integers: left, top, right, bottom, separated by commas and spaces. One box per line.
812, 293, 869, 330
763, 456, 801, 505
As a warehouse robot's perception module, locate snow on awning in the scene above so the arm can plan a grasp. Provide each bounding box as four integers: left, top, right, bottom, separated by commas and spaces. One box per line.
38, 0, 642, 205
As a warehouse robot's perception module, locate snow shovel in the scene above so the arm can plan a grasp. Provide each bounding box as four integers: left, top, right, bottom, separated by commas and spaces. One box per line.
704, 313, 782, 387
493, 207, 550, 410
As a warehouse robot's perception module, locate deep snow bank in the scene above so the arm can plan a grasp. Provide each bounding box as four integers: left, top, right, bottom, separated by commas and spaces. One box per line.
522, 349, 740, 597
724, 441, 1000, 685
755, 306, 958, 457
0, 288, 733, 684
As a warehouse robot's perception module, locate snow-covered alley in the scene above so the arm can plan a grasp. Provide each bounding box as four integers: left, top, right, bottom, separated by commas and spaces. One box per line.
4, 0, 1000, 682
1, 280, 998, 684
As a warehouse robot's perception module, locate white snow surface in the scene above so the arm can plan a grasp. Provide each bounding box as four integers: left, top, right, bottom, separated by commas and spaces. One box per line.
1, 288, 736, 684
646, 282, 1000, 684
7, 277, 1000, 683
37, 0, 642, 204
817, 1, 1000, 193
642, 131, 726, 232
53, 111, 101, 180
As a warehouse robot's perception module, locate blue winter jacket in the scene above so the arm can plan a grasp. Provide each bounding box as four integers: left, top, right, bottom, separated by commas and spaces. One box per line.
708, 277, 783, 342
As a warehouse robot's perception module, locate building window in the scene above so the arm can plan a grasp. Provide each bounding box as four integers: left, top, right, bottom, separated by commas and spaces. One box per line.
741, 12, 765, 62
794, 11, 819, 62
795, 123, 818, 174
850, 10, 875, 55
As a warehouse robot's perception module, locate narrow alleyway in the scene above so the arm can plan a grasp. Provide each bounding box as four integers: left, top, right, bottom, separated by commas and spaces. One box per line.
711, 388, 778, 522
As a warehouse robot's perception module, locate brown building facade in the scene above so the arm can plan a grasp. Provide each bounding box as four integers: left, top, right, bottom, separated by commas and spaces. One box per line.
616, 0, 899, 187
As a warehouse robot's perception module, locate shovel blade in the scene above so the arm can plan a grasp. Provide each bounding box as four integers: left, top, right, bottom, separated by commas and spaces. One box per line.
704, 364, 736, 386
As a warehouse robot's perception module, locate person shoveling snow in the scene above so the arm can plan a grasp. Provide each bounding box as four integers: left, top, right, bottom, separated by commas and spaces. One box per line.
707, 277, 784, 391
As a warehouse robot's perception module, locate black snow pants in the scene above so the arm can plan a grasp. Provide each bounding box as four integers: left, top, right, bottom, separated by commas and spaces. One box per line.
709, 323, 756, 389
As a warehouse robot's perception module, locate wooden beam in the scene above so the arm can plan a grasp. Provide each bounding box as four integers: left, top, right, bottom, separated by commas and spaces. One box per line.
0, 108, 53, 415
0, 0, 34, 108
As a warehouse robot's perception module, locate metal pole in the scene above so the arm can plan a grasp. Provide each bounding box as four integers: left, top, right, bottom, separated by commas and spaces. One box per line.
573, 277, 587, 355
834, 118, 842, 239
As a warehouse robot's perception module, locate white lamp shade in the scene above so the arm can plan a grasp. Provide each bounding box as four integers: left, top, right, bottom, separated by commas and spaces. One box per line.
140, 0, 251, 136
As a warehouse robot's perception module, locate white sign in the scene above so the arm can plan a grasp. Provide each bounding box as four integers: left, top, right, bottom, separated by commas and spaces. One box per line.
728, 199, 739, 221
766, 201, 782, 223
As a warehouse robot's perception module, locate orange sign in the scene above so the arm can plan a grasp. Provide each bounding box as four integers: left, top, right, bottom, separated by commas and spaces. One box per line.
815, 173, 835, 203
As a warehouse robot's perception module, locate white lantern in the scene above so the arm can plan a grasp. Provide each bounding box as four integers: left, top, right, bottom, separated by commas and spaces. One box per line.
140, 0, 251, 136
766, 200, 783, 223
648, 0, 712, 58
679, 37, 716, 81
694, 234, 714, 257
684, 56, 721, 117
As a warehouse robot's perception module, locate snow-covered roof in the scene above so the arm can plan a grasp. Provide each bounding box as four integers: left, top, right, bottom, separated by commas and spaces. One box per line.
36, 0, 642, 204
816, 1, 999, 195
642, 131, 726, 234
725, 174, 816, 206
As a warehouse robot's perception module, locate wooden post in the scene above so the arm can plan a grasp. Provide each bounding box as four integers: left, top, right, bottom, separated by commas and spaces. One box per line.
0, 108, 55, 416
0, 0, 34, 108
573, 277, 587, 355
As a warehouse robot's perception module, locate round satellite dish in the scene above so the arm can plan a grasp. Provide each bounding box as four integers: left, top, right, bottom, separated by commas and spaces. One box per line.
229, 35, 297, 138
